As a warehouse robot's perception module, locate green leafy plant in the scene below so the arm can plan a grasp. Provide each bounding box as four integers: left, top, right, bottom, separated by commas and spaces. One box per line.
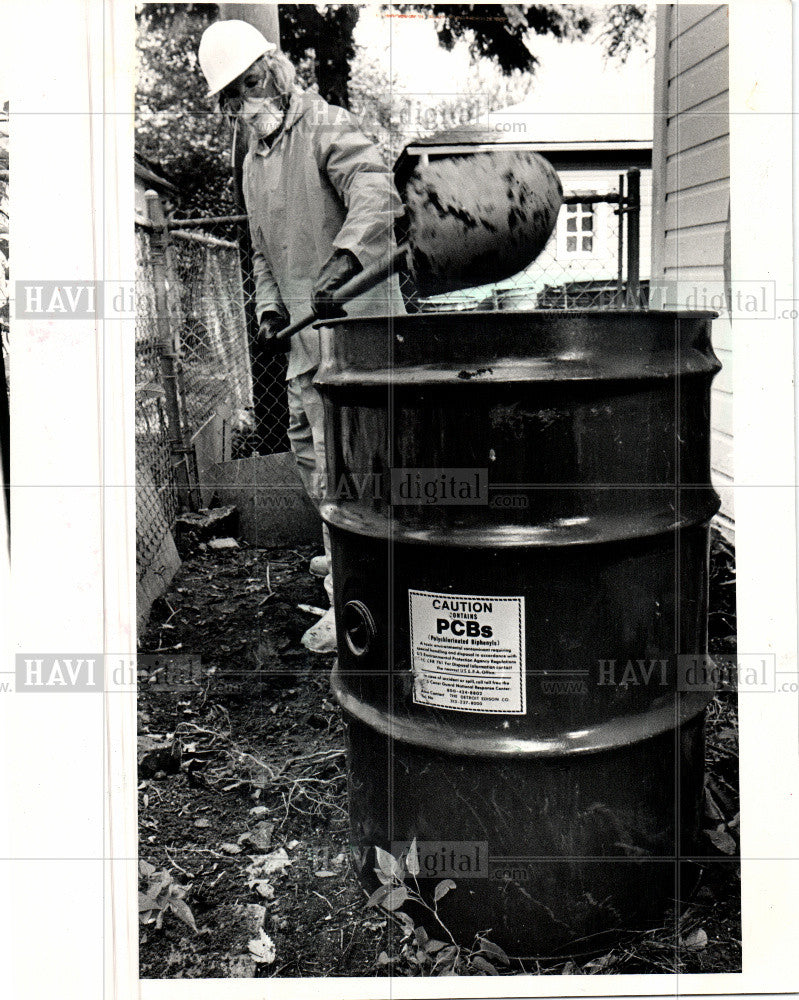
138, 859, 198, 934
367, 840, 510, 975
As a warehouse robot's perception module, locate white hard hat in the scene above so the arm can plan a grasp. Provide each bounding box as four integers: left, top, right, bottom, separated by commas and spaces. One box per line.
198, 20, 276, 97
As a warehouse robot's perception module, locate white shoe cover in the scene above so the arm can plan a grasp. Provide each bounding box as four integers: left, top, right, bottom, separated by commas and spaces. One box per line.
309, 555, 329, 578
300, 607, 337, 654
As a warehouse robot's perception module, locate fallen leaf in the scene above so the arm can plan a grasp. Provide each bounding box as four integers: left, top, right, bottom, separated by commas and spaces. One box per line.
252, 881, 274, 899
168, 896, 198, 933
247, 929, 276, 964
246, 848, 292, 878
583, 952, 614, 971
434, 944, 458, 969
471, 955, 499, 975
363, 917, 387, 931
220, 843, 243, 855
193, 818, 210, 829
238, 821, 274, 851
249, 806, 270, 820
683, 927, 708, 950
706, 826, 737, 855
314, 870, 337, 878
477, 937, 510, 965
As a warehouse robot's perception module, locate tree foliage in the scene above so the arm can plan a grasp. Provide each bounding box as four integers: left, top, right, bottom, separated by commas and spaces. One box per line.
279, 5, 360, 109
136, 4, 232, 217
390, 4, 594, 74
349, 52, 536, 166
134, 3, 652, 217
596, 4, 653, 62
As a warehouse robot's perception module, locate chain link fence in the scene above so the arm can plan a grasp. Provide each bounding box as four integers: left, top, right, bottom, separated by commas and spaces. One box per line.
167, 226, 254, 430
135, 224, 181, 580
135, 170, 642, 584
166, 217, 290, 460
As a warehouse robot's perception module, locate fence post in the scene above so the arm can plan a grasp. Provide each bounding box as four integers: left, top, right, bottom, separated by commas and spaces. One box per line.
146, 190, 198, 512
625, 168, 641, 307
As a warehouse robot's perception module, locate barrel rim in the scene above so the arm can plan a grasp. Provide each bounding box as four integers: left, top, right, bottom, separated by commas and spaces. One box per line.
320, 501, 721, 547
316, 308, 720, 328
331, 662, 714, 758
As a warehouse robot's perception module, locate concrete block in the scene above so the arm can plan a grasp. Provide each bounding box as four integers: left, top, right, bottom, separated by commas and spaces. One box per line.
207, 451, 321, 548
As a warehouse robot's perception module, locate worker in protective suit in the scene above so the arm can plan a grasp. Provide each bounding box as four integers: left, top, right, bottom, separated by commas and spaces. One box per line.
198, 20, 405, 653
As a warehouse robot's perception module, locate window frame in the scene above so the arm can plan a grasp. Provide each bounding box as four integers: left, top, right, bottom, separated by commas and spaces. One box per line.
557, 196, 603, 261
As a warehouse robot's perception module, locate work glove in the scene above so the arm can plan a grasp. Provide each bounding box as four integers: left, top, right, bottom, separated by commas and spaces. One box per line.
255, 310, 289, 358
311, 249, 362, 320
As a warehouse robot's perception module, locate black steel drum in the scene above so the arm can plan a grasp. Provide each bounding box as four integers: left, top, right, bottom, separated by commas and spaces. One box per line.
316, 310, 720, 958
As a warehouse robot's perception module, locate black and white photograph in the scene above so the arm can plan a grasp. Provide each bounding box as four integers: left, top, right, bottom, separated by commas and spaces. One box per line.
133, 2, 741, 979
1, 2, 797, 998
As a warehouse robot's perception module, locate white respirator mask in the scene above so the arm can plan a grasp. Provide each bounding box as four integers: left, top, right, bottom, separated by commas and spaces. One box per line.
239, 95, 287, 138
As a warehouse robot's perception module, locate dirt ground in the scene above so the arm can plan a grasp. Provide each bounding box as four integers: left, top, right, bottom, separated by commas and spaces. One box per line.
138, 530, 740, 979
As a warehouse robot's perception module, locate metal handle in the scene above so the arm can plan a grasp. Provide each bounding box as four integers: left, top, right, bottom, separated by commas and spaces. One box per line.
274, 245, 408, 343
342, 600, 377, 658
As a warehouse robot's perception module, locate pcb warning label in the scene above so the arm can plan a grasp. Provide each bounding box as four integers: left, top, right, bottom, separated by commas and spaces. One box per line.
408, 589, 526, 714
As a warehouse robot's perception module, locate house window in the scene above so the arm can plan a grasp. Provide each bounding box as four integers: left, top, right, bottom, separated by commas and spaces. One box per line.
564, 202, 595, 254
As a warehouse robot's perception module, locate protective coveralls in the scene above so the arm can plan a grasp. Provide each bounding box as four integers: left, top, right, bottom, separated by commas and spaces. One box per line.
242, 88, 405, 650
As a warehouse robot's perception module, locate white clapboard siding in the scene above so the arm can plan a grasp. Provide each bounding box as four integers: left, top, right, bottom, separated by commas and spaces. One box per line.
713, 347, 733, 395
666, 93, 729, 156
669, 5, 729, 72
652, 3, 732, 536
672, 3, 724, 35
711, 428, 734, 476
713, 387, 733, 430
667, 47, 729, 116
665, 135, 729, 192
664, 220, 726, 268
663, 175, 728, 229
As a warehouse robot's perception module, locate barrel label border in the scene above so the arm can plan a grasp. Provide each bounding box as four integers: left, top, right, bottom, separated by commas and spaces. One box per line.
408, 589, 526, 715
